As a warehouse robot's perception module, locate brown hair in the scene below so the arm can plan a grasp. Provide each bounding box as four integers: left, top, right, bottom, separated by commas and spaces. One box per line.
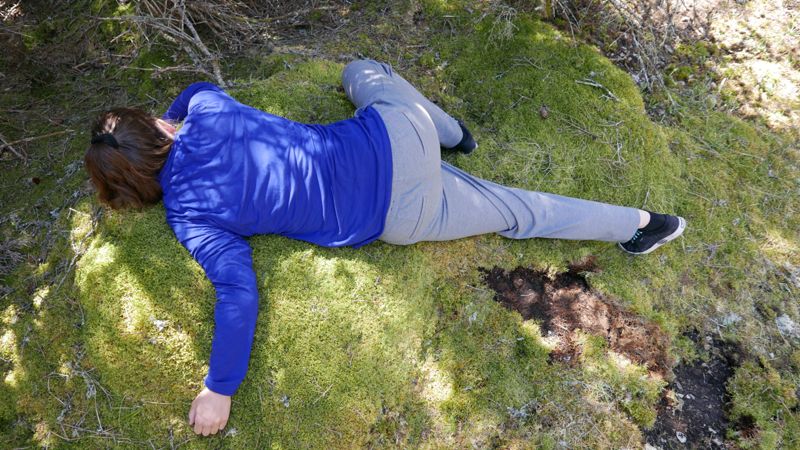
84, 108, 173, 210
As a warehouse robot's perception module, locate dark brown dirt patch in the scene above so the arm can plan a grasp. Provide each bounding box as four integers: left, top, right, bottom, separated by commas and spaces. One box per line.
481, 258, 673, 378
645, 334, 742, 449
482, 261, 746, 448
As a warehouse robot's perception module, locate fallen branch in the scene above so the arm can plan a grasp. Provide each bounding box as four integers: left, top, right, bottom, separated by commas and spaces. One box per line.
180, 11, 226, 87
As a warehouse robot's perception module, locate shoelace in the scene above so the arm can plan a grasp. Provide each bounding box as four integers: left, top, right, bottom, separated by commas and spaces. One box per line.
629, 229, 643, 243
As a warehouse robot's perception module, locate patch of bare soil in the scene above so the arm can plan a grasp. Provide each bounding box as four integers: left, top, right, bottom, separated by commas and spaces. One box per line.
482, 261, 747, 447
645, 333, 743, 449
481, 258, 673, 378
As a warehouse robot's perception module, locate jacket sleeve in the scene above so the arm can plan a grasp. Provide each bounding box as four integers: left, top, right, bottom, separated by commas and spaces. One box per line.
171, 219, 259, 396
162, 82, 225, 122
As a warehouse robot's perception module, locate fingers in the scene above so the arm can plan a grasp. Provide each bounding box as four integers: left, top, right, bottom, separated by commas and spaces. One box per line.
197, 424, 212, 436
188, 402, 197, 426
188, 388, 230, 437
191, 417, 225, 435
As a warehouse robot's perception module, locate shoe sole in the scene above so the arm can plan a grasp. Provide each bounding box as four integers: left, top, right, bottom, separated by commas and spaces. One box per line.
618, 216, 687, 255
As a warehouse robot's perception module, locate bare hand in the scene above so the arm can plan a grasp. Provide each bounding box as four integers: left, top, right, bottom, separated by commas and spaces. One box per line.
188, 387, 231, 436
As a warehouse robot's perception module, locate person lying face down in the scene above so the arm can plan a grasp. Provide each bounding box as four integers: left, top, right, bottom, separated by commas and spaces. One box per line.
84, 60, 687, 437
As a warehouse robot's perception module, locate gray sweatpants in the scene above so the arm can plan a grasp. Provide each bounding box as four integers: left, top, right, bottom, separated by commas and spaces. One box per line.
341, 59, 641, 245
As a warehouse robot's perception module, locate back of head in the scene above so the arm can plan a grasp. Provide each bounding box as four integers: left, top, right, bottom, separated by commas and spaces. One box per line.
85, 108, 173, 210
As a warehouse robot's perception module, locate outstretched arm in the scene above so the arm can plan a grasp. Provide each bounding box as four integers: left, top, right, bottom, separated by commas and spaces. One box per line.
169, 219, 259, 435
162, 82, 225, 122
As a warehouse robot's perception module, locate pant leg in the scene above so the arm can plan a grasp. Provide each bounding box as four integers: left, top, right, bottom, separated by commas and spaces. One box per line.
415, 162, 642, 243
341, 59, 642, 245
372, 103, 446, 245
340, 58, 451, 245
341, 59, 463, 147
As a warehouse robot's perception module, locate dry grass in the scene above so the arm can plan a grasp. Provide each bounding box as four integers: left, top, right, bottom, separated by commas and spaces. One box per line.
540, 0, 716, 91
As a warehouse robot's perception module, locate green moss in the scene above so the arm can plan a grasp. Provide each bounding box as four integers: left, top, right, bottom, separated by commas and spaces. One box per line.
728, 360, 799, 448
577, 333, 665, 428
669, 65, 695, 82
4, 4, 800, 448
227, 54, 305, 83
675, 41, 715, 61
68, 29, 687, 442
419, 51, 437, 69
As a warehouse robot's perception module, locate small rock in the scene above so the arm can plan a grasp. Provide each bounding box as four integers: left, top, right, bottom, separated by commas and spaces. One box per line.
151, 317, 168, 332
721, 313, 742, 326
676, 431, 687, 443
776, 315, 800, 338
539, 105, 549, 119
507, 405, 528, 420
783, 263, 800, 288
86, 383, 96, 399
645, 444, 661, 450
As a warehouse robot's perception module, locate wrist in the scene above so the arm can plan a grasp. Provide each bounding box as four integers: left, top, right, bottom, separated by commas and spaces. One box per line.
203, 386, 231, 397
203, 374, 237, 397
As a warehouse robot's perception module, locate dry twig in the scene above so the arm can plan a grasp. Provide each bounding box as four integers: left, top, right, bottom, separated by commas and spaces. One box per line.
0, 130, 27, 160
575, 78, 620, 102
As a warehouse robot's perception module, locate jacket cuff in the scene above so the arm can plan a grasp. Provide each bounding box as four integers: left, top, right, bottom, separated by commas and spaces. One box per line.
203, 374, 238, 396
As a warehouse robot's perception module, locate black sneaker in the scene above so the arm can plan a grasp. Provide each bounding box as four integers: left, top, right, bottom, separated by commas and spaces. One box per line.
619, 215, 687, 255
442, 119, 477, 155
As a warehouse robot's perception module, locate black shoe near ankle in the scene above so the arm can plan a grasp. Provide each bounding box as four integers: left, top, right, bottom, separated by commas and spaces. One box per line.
619, 214, 687, 255
442, 119, 477, 155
